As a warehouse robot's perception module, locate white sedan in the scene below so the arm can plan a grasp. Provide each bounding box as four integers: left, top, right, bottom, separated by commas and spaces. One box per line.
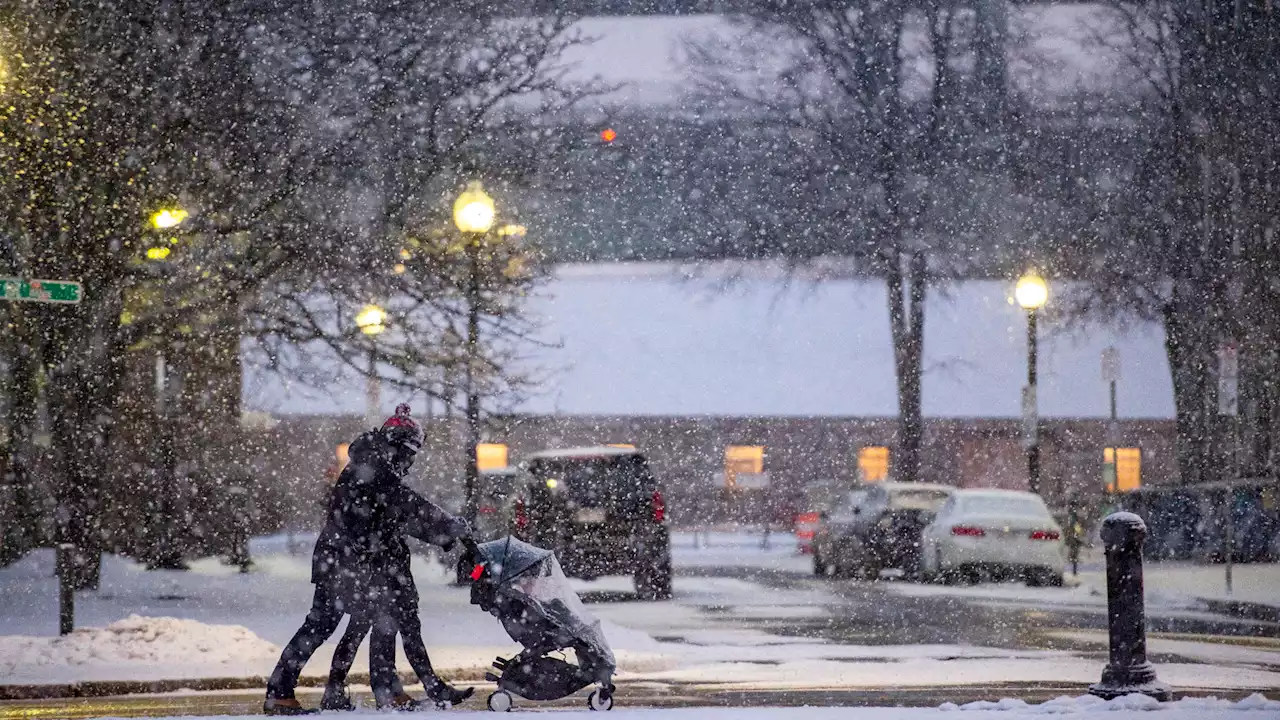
919, 489, 1065, 586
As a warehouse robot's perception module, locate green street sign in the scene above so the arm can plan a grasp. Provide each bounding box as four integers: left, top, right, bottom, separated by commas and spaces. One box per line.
0, 277, 83, 304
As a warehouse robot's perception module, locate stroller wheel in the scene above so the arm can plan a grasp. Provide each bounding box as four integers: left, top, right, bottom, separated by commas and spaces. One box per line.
587, 689, 613, 712
486, 691, 513, 712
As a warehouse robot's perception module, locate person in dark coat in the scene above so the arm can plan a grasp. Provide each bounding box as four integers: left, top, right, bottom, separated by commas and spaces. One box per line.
263, 406, 470, 715
319, 448, 475, 711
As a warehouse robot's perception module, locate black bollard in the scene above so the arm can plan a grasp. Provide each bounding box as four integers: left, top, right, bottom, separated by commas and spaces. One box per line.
56, 543, 75, 636
1088, 512, 1171, 701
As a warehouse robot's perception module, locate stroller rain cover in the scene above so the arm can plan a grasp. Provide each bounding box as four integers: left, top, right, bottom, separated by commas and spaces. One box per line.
473, 536, 616, 681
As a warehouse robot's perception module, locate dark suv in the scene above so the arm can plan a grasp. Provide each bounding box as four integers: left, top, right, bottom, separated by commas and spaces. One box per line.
515, 446, 672, 599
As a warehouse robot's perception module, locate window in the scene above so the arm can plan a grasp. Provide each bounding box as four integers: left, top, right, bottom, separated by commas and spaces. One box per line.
725, 445, 764, 487
858, 446, 889, 482
476, 443, 509, 471
958, 494, 1050, 517
1104, 447, 1141, 492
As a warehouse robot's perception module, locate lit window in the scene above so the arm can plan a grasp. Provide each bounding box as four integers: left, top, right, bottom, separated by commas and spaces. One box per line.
858, 446, 890, 482
725, 445, 764, 487
1104, 448, 1141, 492
476, 443, 509, 471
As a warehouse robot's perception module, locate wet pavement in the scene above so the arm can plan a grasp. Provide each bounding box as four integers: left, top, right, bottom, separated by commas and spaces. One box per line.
667, 565, 1280, 654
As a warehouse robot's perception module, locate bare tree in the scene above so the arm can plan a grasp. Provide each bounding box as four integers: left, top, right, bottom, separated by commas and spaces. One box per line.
684, 0, 990, 482
0, 0, 594, 568
1062, 0, 1280, 485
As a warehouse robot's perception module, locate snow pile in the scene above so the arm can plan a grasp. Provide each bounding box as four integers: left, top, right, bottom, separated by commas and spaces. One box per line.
939, 693, 1280, 713
0, 615, 281, 683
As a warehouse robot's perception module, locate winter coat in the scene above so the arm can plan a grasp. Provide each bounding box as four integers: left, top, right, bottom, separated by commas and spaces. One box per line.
311, 432, 468, 613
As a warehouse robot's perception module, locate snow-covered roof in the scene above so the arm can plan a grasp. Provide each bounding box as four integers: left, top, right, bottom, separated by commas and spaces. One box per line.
242, 262, 1175, 419
561, 8, 1131, 110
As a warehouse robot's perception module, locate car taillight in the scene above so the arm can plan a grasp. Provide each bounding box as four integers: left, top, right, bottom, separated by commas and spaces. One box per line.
951, 526, 985, 537
652, 490, 665, 523
1030, 530, 1060, 541
478, 505, 496, 515
514, 499, 528, 531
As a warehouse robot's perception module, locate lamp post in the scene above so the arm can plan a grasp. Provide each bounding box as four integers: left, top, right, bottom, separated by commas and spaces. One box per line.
453, 181, 495, 522
356, 304, 387, 428
1016, 272, 1049, 495
147, 207, 187, 570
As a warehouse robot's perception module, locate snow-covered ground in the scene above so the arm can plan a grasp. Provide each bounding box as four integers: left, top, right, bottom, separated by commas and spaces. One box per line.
1079, 562, 1280, 609
669, 530, 810, 573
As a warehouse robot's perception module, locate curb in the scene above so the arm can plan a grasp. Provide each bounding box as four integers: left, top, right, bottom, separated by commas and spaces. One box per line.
0, 679, 1270, 707
0, 667, 493, 702
1200, 597, 1280, 625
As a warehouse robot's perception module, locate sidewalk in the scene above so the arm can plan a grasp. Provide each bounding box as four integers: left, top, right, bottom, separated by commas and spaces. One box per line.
1076, 559, 1280, 614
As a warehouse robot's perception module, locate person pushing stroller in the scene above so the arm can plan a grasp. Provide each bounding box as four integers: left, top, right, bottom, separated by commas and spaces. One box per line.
264, 405, 473, 714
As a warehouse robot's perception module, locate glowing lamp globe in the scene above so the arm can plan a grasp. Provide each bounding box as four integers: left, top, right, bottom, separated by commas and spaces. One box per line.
356, 304, 387, 336
151, 208, 189, 230
1015, 273, 1048, 310
453, 181, 496, 234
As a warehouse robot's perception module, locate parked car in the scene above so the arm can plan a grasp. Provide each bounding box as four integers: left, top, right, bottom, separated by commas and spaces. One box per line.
919, 489, 1065, 586
795, 478, 846, 554
812, 482, 954, 580
515, 446, 672, 600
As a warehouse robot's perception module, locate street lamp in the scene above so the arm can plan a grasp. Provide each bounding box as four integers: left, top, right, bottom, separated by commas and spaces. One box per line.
356, 304, 386, 428
150, 208, 189, 230
147, 208, 188, 261
454, 181, 495, 523
145, 206, 189, 569
1016, 271, 1048, 495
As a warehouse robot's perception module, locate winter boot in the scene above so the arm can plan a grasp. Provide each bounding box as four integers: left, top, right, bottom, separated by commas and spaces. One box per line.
425, 680, 474, 708
262, 697, 318, 716
320, 683, 355, 712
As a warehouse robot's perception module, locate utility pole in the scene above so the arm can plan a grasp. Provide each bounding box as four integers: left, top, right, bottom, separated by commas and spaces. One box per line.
1218, 343, 1239, 595
464, 238, 481, 524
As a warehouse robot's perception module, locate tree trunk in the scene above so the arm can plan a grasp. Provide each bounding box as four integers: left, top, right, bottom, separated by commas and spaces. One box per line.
0, 308, 43, 565
1163, 283, 1218, 487
887, 250, 927, 484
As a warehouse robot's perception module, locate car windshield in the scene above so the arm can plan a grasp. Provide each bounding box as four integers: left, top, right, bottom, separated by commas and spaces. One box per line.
958, 495, 1049, 517
527, 456, 647, 508
888, 489, 950, 511
834, 490, 869, 515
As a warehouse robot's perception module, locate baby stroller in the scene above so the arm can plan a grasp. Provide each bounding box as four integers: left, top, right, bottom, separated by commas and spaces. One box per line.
464, 536, 617, 712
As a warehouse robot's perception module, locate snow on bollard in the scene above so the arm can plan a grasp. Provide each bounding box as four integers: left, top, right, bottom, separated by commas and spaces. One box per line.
1088, 511, 1172, 702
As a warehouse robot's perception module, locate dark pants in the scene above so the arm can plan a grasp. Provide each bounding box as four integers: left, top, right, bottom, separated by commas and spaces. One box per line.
327, 615, 404, 700
266, 583, 344, 700
327, 586, 437, 704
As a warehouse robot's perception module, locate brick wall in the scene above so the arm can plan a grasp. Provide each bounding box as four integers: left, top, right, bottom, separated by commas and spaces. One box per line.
258, 414, 1178, 530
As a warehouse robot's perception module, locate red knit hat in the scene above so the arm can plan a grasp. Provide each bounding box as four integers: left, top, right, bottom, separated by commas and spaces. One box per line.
381, 403, 423, 451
